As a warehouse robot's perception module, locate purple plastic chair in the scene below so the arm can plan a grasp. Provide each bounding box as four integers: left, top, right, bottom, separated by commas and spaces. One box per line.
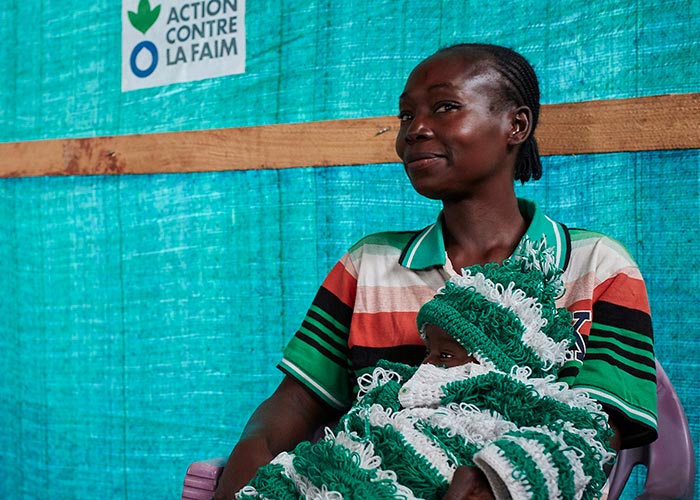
182, 360, 695, 500
607, 360, 695, 500
181, 457, 226, 500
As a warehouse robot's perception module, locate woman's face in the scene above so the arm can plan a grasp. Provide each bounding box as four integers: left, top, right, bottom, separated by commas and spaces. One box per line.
395, 53, 518, 200
422, 324, 476, 368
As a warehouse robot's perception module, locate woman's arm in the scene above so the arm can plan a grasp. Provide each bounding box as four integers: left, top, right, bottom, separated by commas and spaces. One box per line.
213, 376, 338, 500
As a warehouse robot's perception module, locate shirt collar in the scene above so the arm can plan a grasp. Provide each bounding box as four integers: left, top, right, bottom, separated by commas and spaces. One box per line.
399, 198, 569, 270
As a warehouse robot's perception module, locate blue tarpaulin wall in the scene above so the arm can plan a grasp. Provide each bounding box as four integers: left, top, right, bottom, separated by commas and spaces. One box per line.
1, 1, 698, 498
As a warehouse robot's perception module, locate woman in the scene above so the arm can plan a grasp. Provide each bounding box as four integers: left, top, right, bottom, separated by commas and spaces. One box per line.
214, 43, 657, 500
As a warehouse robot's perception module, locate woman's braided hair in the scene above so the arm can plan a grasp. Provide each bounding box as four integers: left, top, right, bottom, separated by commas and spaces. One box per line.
436, 43, 542, 183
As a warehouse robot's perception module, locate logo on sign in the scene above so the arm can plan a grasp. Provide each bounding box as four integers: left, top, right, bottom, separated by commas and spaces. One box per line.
128, 0, 161, 78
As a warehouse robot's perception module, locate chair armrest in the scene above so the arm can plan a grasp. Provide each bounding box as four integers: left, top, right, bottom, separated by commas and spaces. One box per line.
181, 457, 227, 500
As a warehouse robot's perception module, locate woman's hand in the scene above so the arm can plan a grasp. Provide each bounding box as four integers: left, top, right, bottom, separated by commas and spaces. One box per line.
213, 376, 338, 500
443, 466, 495, 500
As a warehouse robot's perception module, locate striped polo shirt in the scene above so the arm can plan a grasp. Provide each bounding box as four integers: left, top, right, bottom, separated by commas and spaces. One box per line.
278, 199, 657, 449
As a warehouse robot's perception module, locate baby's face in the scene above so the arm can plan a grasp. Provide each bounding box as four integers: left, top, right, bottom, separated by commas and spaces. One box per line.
422, 324, 478, 368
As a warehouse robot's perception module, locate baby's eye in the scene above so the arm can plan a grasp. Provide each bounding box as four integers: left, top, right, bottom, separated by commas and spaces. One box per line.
439, 352, 454, 359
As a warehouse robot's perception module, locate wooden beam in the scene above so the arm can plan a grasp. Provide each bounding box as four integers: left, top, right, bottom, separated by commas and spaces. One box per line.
537, 93, 700, 155
0, 93, 698, 178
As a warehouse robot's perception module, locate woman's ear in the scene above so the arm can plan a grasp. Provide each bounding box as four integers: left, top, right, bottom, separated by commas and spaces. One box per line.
508, 106, 533, 146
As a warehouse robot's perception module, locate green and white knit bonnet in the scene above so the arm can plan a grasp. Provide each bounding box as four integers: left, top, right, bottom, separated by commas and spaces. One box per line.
416, 238, 574, 378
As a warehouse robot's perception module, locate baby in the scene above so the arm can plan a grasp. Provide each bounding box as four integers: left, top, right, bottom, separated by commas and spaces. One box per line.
236, 240, 615, 500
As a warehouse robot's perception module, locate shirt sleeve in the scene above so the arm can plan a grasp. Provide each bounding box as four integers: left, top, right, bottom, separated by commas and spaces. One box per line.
571, 244, 658, 449
277, 255, 357, 410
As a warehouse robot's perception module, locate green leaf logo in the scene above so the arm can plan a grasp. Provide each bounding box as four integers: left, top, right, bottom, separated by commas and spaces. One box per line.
128, 0, 161, 34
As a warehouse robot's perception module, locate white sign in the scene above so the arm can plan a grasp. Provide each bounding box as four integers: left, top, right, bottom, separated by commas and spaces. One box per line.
122, 0, 246, 91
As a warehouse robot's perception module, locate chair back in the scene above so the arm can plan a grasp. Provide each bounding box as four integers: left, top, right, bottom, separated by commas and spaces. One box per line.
607, 360, 695, 500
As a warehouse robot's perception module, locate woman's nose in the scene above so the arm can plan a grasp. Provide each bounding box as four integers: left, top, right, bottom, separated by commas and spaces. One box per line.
404, 116, 433, 144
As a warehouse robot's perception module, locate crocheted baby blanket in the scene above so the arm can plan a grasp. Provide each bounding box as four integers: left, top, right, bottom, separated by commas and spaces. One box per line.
236, 360, 614, 500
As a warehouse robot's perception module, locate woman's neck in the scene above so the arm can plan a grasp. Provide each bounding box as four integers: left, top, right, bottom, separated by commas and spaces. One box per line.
441, 194, 527, 269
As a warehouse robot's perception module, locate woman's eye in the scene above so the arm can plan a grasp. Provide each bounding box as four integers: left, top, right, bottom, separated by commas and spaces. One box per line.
398, 111, 413, 122
435, 103, 460, 113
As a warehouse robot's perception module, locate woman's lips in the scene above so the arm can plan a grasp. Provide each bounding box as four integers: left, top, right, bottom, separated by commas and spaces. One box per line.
405, 154, 445, 170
